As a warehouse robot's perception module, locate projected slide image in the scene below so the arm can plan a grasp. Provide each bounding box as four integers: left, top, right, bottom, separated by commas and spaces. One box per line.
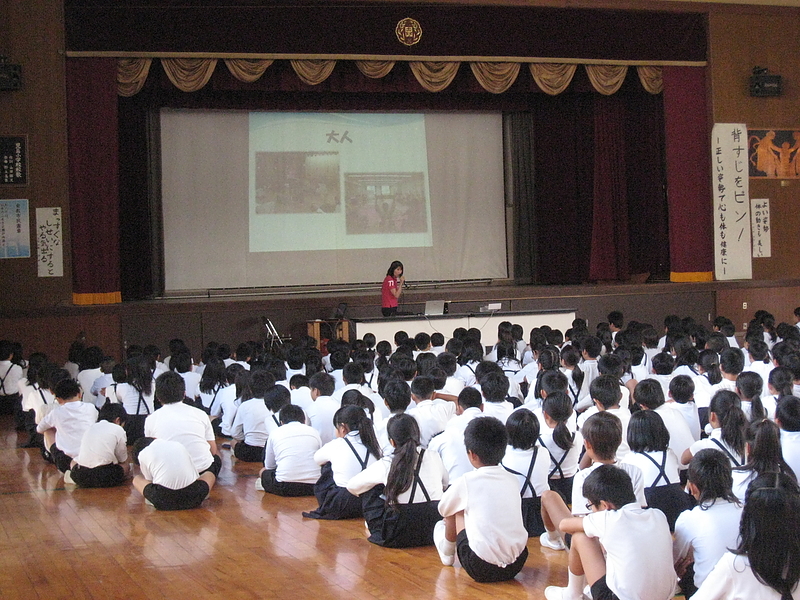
254, 151, 340, 214
345, 173, 428, 235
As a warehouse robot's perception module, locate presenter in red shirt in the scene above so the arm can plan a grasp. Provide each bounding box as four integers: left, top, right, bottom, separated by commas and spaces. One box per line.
381, 261, 404, 317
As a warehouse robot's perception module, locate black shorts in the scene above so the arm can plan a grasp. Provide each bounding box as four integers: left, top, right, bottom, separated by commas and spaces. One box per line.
71, 463, 126, 488
234, 441, 265, 462
456, 529, 528, 583
200, 454, 222, 478
143, 480, 210, 511
381, 307, 398, 317
590, 575, 620, 600
50, 444, 73, 473
260, 469, 315, 497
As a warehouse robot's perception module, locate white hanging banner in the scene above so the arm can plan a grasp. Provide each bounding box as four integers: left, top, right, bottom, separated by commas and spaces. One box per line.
712, 123, 752, 280
36, 207, 63, 277
751, 198, 771, 258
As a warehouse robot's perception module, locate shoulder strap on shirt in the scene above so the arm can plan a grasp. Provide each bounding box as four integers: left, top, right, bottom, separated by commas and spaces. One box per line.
0, 364, 12, 393
539, 434, 573, 479
502, 447, 539, 497
272, 414, 280, 427
710, 437, 743, 467
343, 436, 369, 470
640, 450, 671, 487
208, 383, 223, 413
38, 386, 48, 405
136, 389, 151, 415
407, 448, 431, 504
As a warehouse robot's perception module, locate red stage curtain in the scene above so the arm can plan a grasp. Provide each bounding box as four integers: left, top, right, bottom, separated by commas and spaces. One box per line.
663, 66, 714, 282
589, 94, 629, 281
65, 57, 122, 305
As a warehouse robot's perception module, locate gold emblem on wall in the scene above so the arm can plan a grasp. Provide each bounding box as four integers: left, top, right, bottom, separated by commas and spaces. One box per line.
396, 18, 422, 46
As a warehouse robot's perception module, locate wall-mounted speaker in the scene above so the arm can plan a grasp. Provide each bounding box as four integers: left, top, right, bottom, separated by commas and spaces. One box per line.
749, 73, 782, 97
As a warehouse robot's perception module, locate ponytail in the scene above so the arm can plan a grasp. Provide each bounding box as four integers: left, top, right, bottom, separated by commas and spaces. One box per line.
769, 366, 794, 399
710, 390, 747, 460
543, 391, 574, 452
384, 414, 420, 508
334, 405, 382, 460
737, 371, 767, 424
699, 349, 722, 385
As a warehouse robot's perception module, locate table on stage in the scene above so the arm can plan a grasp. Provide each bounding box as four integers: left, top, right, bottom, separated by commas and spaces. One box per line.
352, 309, 576, 344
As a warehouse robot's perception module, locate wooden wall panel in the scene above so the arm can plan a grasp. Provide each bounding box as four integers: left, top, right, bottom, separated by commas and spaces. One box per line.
0, 0, 72, 311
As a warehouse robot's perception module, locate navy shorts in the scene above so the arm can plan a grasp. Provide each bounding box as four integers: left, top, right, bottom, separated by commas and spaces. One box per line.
455, 529, 528, 583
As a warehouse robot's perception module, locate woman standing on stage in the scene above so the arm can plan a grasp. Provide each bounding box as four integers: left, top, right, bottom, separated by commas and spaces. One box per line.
381, 261, 405, 317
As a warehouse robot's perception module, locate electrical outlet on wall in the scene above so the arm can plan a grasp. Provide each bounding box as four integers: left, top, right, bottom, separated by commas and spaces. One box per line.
743, 302, 748, 310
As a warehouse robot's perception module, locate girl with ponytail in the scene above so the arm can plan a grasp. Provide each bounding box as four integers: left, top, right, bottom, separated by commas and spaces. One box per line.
736, 371, 769, 423
538, 391, 582, 501
347, 414, 447, 547
683, 390, 748, 468
303, 405, 382, 520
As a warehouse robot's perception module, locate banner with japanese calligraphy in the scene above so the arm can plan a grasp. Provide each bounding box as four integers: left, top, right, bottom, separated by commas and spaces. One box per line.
751, 198, 771, 258
712, 123, 752, 280
36, 207, 63, 277
0, 199, 31, 258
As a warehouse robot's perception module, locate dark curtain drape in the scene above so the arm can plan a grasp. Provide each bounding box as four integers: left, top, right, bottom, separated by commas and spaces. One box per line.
589, 94, 630, 281
663, 66, 713, 281
65, 57, 121, 305
508, 114, 537, 284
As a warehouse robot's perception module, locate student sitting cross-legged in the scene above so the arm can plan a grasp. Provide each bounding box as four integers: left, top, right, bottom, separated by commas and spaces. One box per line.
542, 465, 677, 600
433, 416, 529, 583
68, 402, 129, 488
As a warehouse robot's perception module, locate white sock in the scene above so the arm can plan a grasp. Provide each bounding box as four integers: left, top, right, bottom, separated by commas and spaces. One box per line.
546, 530, 561, 543
567, 570, 586, 599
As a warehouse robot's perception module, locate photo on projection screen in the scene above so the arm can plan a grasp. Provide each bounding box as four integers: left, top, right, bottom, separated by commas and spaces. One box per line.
248, 113, 433, 253
160, 110, 507, 291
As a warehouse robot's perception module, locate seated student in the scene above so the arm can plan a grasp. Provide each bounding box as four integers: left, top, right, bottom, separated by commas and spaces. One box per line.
328, 350, 350, 391
407, 375, 455, 447
68, 403, 129, 488
331, 362, 369, 404
231, 371, 276, 462
776, 395, 800, 478
692, 349, 723, 416
674, 449, 743, 598
454, 339, 483, 387
537, 391, 583, 502
735, 370, 769, 423
478, 371, 515, 424
540, 412, 645, 551
709, 347, 743, 400
218, 364, 246, 437
303, 405, 382, 520
305, 372, 340, 446
197, 357, 228, 414
112, 356, 156, 445
683, 390, 747, 469
501, 408, 550, 537
733, 419, 796, 501
575, 336, 603, 411
434, 352, 465, 401
145, 371, 222, 476
524, 346, 561, 408
692, 472, 800, 600
434, 416, 529, 583
645, 351, 676, 400
19, 357, 56, 448
0, 339, 24, 423
258, 404, 322, 497
577, 375, 631, 461
288, 373, 313, 412
542, 465, 677, 600
36, 379, 98, 473
669, 374, 701, 442
635, 379, 695, 472
430, 332, 446, 356
132, 437, 216, 511
348, 414, 448, 547
283, 345, 307, 380
427, 387, 484, 483
559, 345, 585, 407
375, 378, 413, 455
171, 352, 200, 404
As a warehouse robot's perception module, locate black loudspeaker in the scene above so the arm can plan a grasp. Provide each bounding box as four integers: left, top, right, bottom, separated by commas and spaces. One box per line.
749, 74, 782, 97
0, 64, 22, 90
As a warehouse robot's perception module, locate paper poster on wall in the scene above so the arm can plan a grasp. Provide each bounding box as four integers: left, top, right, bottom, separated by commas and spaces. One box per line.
712, 123, 752, 280
36, 207, 63, 277
0, 199, 30, 258
750, 198, 771, 258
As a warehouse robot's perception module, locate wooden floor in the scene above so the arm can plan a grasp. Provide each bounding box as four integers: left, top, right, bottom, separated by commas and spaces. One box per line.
0, 415, 568, 600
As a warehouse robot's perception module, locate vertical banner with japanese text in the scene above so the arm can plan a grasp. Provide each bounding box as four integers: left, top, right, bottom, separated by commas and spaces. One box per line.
751, 199, 771, 258
712, 123, 752, 280
36, 207, 63, 277
0, 199, 31, 258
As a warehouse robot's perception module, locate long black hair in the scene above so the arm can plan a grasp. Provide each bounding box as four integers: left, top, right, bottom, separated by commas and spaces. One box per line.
333, 405, 382, 461
384, 414, 421, 508
542, 391, 574, 452
386, 260, 403, 277
709, 390, 747, 461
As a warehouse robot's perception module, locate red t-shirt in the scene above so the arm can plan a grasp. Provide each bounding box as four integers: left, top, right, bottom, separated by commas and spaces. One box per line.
382, 276, 398, 308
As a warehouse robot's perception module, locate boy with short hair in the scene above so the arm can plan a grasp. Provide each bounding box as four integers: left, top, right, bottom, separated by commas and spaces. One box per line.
543, 465, 676, 600
434, 416, 529, 582
259, 404, 321, 496
428, 387, 484, 482
69, 402, 129, 488
407, 375, 455, 447
776, 395, 800, 477
36, 379, 98, 473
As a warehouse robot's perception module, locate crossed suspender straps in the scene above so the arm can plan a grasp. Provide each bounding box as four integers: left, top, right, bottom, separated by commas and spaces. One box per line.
710, 437, 743, 467
0, 364, 13, 395
503, 447, 540, 497
539, 434, 574, 479
135, 389, 151, 416
641, 451, 672, 487
343, 436, 371, 470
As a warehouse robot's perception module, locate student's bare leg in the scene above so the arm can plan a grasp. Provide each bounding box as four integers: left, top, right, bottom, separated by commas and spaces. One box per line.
132, 474, 151, 496
569, 532, 606, 585
541, 490, 571, 532
42, 429, 56, 451
198, 471, 216, 494
443, 511, 461, 543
